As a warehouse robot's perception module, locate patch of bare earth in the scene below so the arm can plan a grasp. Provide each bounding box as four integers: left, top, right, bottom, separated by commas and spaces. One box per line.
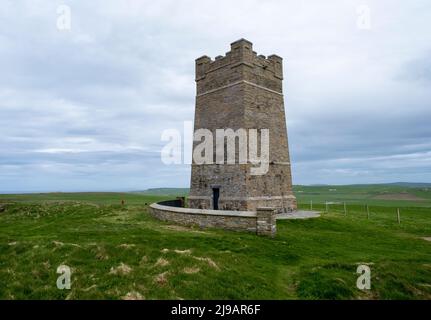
183, 267, 200, 274
52, 241, 82, 248
118, 244, 136, 249
82, 285, 97, 292
95, 246, 109, 260
174, 249, 192, 255
422, 237, 431, 242
154, 257, 170, 267
193, 256, 220, 270
162, 225, 208, 234
358, 290, 379, 300
154, 271, 169, 286
122, 291, 145, 300
109, 263, 132, 275
373, 192, 426, 201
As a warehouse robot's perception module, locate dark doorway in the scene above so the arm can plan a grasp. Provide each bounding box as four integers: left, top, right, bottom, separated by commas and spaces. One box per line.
212, 188, 220, 210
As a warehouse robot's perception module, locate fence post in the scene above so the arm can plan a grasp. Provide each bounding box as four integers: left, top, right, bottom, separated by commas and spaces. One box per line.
397, 208, 401, 224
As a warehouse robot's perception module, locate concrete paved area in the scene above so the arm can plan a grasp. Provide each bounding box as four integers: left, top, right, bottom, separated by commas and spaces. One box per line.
276, 210, 321, 220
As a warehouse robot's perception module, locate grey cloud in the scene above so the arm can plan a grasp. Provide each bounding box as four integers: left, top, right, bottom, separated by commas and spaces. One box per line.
0, 0, 430, 192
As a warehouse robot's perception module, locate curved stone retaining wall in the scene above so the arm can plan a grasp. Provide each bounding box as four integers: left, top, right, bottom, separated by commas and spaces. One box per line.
149, 202, 276, 237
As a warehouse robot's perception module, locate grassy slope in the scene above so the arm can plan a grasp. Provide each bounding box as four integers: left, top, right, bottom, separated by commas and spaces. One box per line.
0, 189, 430, 300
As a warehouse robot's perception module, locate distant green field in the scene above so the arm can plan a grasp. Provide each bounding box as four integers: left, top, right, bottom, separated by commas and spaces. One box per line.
0, 192, 169, 205
2, 183, 429, 208
0, 186, 430, 299
293, 184, 431, 208
133, 188, 189, 197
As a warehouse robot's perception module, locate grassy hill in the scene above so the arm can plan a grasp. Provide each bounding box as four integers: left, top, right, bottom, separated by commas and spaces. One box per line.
0, 186, 430, 299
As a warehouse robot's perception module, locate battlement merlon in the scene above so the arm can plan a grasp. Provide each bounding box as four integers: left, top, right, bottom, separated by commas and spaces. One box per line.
230, 38, 254, 53
195, 39, 284, 81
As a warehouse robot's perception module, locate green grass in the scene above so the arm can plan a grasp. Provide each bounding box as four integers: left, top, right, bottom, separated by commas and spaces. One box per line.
293, 184, 431, 207
0, 189, 430, 300
0, 192, 167, 205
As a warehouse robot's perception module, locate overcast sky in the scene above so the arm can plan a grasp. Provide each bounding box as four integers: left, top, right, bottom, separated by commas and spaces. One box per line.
0, 0, 430, 192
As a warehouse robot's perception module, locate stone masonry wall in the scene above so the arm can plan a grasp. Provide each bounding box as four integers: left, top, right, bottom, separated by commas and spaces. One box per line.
149, 202, 276, 237
189, 39, 297, 213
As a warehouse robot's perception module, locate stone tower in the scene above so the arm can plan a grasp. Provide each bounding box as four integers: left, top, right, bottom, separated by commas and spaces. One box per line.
188, 39, 297, 212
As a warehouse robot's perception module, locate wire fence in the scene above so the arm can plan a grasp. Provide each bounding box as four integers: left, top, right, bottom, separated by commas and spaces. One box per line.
297, 201, 412, 225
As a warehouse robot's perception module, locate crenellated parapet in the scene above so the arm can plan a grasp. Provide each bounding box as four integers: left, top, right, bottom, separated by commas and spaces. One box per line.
195, 39, 284, 95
